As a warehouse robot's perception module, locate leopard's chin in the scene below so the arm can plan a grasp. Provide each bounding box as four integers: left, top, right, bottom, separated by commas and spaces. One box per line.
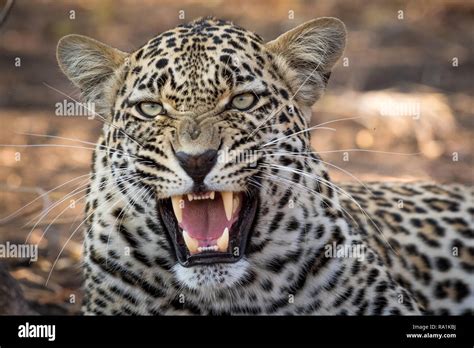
157, 188, 258, 267
172, 259, 251, 290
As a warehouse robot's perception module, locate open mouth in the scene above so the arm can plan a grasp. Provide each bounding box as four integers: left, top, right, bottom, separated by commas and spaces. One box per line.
158, 190, 258, 267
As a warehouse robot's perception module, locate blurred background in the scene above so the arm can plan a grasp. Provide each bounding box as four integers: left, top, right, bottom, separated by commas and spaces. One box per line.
0, 0, 472, 314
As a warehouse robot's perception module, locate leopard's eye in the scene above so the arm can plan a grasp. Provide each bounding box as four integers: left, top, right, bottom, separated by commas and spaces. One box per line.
230, 93, 257, 111
136, 102, 165, 118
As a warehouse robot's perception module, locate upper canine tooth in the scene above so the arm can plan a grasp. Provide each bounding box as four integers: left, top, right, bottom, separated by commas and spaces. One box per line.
221, 192, 233, 221
233, 196, 240, 214
187, 194, 193, 201
183, 230, 199, 254
171, 195, 183, 223
217, 227, 229, 252
210, 191, 215, 200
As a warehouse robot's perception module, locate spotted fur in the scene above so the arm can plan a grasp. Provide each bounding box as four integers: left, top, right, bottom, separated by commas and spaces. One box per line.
56, 17, 473, 315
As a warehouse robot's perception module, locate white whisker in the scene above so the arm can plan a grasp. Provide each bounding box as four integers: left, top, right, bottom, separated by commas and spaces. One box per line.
43, 82, 144, 149
262, 162, 396, 253
261, 126, 336, 148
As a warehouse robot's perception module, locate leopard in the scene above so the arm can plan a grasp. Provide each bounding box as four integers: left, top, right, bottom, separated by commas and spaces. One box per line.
56, 16, 474, 315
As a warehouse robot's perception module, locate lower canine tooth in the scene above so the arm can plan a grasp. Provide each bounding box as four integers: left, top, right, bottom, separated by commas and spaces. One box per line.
217, 227, 229, 252
182, 231, 199, 254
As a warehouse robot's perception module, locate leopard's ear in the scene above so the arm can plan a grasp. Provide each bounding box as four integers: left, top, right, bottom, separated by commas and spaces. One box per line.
266, 17, 346, 106
57, 35, 128, 104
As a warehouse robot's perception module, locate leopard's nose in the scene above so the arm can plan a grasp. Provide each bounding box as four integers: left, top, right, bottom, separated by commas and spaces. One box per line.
175, 149, 218, 184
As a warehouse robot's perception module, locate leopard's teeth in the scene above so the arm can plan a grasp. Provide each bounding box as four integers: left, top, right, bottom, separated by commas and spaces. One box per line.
182, 230, 199, 254
197, 245, 218, 252
221, 191, 233, 221
171, 195, 183, 223
217, 227, 229, 252
185, 192, 215, 201
232, 195, 240, 214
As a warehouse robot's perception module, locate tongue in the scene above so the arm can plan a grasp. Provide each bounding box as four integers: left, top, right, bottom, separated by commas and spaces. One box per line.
180, 198, 234, 245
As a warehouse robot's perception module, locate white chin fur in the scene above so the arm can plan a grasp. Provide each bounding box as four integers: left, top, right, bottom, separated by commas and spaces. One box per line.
173, 259, 250, 290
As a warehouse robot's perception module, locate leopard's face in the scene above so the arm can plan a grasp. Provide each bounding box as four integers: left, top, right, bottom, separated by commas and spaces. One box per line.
57, 17, 346, 291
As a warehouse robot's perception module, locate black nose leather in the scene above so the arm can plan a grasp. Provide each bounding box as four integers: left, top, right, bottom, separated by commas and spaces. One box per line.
175, 149, 218, 183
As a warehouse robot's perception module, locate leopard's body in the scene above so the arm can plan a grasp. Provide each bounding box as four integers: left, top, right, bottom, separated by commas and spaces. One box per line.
56, 17, 474, 315
342, 182, 473, 315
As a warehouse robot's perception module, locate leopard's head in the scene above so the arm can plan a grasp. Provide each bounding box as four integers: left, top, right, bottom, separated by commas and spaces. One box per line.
57, 17, 346, 291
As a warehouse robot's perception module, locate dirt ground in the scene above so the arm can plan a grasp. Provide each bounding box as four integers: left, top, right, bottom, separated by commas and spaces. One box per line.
0, 0, 473, 314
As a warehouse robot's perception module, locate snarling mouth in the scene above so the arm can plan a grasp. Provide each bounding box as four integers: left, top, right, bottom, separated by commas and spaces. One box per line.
158, 190, 258, 267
